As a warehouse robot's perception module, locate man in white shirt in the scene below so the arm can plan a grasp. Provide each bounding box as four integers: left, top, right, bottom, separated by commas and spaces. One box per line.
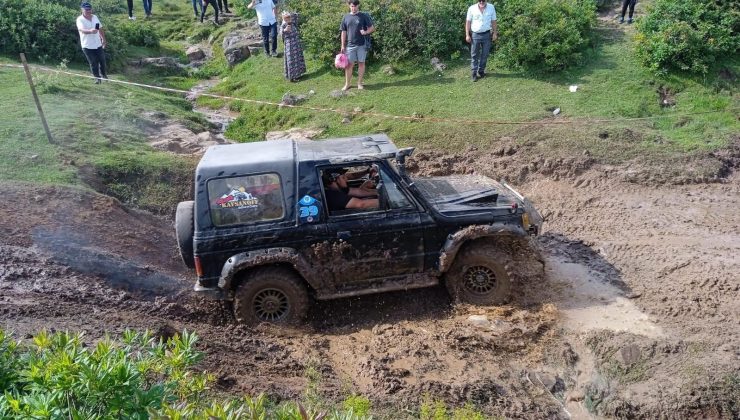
465, 0, 498, 82
247, 0, 278, 56
76, 2, 108, 84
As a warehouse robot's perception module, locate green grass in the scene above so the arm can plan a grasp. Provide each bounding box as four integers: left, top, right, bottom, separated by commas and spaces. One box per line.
1, 0, 737, 200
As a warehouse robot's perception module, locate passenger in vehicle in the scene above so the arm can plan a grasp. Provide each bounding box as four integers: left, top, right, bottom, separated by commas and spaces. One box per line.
322, 168, 378, 211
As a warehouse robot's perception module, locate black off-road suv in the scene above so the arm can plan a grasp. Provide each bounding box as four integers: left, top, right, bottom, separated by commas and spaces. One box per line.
176, 134, 543, 325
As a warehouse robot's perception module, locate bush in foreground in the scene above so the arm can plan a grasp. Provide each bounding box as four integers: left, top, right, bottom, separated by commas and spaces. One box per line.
635, 0, 739, 75
0, 329, 368, 419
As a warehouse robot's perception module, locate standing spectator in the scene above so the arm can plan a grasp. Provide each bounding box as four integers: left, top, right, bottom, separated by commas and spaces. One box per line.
142, 0, 152, 17
200, 0, 219, 24
619, 0, 637, 24
465, 0, 497, 82
217, 0, 231, 14
126, 0, 135, 20
340, 0, 374, 91
190, 0, 203, 19
76, 2, 108, 84
281, 12, 306, 82
248, 0, 278, 57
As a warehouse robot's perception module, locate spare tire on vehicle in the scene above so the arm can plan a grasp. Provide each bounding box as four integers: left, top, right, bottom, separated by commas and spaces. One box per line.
175, 200, 195, 268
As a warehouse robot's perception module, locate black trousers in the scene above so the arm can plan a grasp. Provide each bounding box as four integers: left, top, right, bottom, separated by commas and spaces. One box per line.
200, 0, 219, 23
621, 0, 637, 18
82, 47, 107, 79
126, 0, 133, 17
260, 23, 277, 54
217, 0, 229, 12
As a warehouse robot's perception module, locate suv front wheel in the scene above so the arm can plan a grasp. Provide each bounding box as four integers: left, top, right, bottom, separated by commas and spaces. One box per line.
445, 243, 512, 305
234, 266, 309, 325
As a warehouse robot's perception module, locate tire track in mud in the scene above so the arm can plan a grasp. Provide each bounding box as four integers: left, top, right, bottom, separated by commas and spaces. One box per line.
1, 160, 739, 418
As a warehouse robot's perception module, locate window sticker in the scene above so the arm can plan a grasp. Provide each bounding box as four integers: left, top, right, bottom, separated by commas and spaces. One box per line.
208, 173, 284, 227
216, 187, 259, 209
298, 195, 321, 223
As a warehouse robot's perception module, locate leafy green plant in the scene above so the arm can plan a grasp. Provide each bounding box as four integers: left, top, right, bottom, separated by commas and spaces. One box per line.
635, 0, 739, 75
117, 21, 160, 48
496, 0, 597, 72
342, 394, 371, 417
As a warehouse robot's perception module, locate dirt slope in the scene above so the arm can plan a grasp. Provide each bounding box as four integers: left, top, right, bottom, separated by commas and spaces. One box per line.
1, 143, 738, 418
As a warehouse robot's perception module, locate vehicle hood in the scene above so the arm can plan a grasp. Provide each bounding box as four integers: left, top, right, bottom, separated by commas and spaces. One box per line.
412, 175, 518, 212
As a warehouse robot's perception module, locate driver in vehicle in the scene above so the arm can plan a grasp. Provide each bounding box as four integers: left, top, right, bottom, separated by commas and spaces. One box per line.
322, 167, 379, 211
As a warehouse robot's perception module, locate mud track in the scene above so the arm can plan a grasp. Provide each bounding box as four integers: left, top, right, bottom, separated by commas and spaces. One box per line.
1, 141, 738, 418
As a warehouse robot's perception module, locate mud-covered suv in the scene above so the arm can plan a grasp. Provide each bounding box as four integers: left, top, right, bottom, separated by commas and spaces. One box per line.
176, 134, 543, 325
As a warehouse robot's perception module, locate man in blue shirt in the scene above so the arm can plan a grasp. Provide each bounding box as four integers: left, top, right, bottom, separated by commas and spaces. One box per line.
465, 0, 498, 82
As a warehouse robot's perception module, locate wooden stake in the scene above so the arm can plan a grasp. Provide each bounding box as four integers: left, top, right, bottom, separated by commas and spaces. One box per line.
20, 53, 55, 144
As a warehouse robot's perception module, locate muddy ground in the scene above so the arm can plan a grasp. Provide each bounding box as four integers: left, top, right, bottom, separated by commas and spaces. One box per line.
1, 137, 739, 419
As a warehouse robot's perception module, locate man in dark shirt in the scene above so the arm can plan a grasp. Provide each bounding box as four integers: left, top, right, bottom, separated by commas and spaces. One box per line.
340, 0, 375, 91
322, 168, 378, 211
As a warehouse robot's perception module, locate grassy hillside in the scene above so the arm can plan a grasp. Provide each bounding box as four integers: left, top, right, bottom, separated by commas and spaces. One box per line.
0, 0, 737, 207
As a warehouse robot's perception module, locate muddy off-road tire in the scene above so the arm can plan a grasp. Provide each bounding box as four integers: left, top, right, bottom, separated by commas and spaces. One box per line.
234, 266, 309, 326
445, 243, 513, 305
175, 201, 195, 269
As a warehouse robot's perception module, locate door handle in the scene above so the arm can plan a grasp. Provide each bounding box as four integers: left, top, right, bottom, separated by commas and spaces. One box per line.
337, 231, 352, 240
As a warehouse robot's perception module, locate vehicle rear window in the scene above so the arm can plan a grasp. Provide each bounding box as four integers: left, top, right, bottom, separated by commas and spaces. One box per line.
207, 173, 284, 227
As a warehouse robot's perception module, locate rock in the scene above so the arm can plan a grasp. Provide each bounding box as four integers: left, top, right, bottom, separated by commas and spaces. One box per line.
617, 343, 641, 366
264, 127, 323, 141
552, 107, 561, 116
567, 390, 585, 402
280, 93, 307, 106
467, 315, 491, 328
353, 107, 363, 113
128, 57, 186, 73
186, 46, 206, 62
430, 57, 446, 72
381, 65, 396, 75
308, 89, 315, 95
329, 90, 347, 99
224, 42, 251, 66
341, 116, 351, 124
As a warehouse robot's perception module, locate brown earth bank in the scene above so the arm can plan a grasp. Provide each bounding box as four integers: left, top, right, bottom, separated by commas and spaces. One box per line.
1, 141, 738, 418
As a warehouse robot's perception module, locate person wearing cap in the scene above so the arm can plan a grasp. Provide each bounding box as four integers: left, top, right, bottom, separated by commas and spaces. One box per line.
340, 0, 374, 91
465, 0, 497, 82
322, 168, 378, 211
76, 2, 108, 84
247, 0, 278, 57
281, 11, 306, 82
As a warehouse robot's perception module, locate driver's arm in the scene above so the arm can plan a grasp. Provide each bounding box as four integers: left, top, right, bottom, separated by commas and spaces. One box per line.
348, 186, 377, 198
346, 197, 379, 209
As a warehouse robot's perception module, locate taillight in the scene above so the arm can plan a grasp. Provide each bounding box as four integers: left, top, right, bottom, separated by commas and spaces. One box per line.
510, 202, 518, 213
522, 212, 530, 230
194, 256, 203, 277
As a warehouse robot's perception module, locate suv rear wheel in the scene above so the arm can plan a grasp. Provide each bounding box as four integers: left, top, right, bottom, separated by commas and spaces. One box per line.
234, 266, 309, 325
175, 201, 195, 268
445, 243, 512, 305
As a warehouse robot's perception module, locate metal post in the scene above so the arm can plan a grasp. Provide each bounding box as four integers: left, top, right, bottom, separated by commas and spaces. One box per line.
20, 53, 55, 144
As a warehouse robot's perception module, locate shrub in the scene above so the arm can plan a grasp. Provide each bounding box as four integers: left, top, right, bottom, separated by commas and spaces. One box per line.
495, 0, 597, 72
0, 0, 128, 66
635, 0, 739, 75
0, 0, 79, 63
117, 21, 160, 48
0, 329, 374, 419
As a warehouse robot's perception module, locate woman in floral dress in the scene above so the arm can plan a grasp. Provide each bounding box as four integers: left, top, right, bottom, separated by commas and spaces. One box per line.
281, 12, 306, 82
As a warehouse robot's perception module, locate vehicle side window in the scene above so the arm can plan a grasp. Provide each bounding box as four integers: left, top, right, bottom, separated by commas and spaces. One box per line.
207, 173, 284, 227
379, 167, 413, 209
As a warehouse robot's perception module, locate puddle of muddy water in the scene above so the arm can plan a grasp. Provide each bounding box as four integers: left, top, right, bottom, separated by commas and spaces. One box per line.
547, 257, 664, 338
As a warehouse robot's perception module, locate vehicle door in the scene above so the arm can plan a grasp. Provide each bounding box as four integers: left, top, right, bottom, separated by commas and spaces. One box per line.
322, 163, 426, 286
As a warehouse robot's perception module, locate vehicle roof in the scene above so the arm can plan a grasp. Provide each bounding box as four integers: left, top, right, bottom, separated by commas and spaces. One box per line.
196, 134, 398, 177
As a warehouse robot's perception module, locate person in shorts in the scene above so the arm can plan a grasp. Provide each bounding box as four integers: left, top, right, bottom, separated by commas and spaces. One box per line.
340, 0, 374, 91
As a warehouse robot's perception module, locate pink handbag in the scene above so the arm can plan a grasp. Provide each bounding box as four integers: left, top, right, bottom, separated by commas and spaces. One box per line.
334, 53, 349, 69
